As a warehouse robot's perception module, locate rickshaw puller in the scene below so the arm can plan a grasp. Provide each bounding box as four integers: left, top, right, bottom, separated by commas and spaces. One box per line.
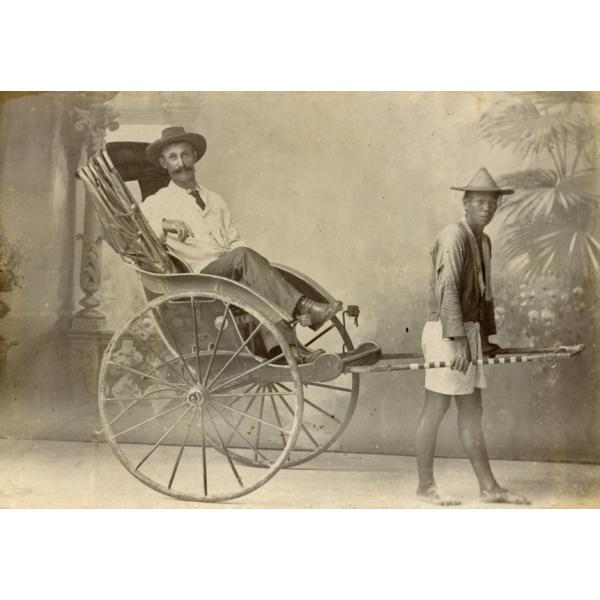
415, 167, 530, 506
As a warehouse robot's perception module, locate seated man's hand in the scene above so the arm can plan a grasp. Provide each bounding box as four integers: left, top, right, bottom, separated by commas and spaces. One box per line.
450, 337, 471, 374
162, 219, 195, 242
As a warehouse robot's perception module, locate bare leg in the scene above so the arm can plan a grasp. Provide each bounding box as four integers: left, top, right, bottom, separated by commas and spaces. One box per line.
415, 390, 460, 505
455, 390, 529, 505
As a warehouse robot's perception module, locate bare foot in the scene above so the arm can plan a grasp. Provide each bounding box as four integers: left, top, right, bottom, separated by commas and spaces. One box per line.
480, 488, 531, 505
417, 487, 461, 506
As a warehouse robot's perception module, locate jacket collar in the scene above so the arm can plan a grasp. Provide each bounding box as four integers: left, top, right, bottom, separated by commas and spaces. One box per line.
166, 179, 212, 214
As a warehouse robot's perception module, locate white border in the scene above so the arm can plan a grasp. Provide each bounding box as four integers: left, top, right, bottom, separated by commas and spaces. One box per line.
2, 1, 598, 598
2, 510, 599, 599
2, 1, 598, 90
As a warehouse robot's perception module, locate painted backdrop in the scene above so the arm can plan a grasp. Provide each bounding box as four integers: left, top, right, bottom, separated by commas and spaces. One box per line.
2, 92, 598, 462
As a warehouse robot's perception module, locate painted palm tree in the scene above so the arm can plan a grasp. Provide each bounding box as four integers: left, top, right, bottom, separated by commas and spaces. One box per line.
480, 92, 600, 281
0, 232, 21, 378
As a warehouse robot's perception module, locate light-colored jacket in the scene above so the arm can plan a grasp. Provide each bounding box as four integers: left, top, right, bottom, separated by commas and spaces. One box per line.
141, 180, 245, 272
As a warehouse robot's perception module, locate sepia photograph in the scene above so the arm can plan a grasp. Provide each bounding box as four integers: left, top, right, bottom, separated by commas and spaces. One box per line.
1, 90, 598, 508
3, 2, 600, 597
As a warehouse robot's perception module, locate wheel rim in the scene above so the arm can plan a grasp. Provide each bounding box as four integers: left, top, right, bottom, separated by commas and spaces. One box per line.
98, 291, 303, 502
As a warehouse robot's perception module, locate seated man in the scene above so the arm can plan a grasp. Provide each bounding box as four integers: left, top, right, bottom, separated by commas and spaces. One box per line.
141, 126, 342, 363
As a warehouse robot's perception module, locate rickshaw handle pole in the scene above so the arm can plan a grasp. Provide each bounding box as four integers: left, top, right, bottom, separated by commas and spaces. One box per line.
346, 344, 584, 374
378, 345, 584, 361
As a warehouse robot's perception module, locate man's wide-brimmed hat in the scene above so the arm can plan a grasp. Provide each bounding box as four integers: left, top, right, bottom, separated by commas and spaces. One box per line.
451, 167, 514, 195
146, 126, 207, 166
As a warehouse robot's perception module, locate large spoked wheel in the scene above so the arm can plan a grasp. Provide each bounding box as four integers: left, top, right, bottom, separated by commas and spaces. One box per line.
98, 291, 304, 502
224, 279, 360, 469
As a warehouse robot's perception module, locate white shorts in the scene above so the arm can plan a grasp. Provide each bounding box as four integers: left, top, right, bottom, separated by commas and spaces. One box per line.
421, 320, 486, 395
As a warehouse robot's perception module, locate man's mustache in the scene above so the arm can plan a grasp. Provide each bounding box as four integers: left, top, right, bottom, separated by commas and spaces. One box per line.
171, 165, 194, 174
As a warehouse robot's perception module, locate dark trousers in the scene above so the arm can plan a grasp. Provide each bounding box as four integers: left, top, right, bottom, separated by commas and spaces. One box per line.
201, 247, 302, 350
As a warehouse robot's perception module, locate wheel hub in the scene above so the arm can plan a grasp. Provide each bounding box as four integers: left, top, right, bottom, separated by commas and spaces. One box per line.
187, 385, 210, 406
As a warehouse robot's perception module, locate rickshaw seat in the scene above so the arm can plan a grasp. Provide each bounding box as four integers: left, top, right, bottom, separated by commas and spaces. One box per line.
105, 141, 170, 201
76, 143, 181, 275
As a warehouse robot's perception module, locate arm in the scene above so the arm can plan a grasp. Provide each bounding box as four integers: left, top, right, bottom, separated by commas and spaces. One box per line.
139, 197, 166, 241
435, 229, 466, 339
162, 219, 194, 242
435, 230, 471, 372
220, 198, 245, 249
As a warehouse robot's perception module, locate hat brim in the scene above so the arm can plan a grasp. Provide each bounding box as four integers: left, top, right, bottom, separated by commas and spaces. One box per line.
146, 133, 207, 166
451, 186, 514, 195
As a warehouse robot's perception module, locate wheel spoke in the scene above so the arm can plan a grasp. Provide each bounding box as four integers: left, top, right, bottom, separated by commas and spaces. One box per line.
190, 297, 205, 385
211, 391, 296, 398
214, 383, 258, 445
202, 303, 231, 386
211, 398, 293, 435
213, 398, 273, 465
105, 391, 186, 403
267, 386, 289, 452
107, 361, 188, 393
205, 406, 244, 488
128, 328, 194, 386
219, 383, 258, 445
254, 394, 265, 463
109, 396, 147, 426
135, 406, 193, 470
114, 401, 189, 438
146, 356, 194, 378
210, 351, 285, 393
303, 398, 341, 423
200, 408, 208, 495
151, 306, 198, 384
223, 393, 257, 446
275, 382, 341, 424
108, 395, 183, 426
146, 356, 204, 388
304, 324, 335, 348
272, 388, 319, 449
168, 406, 199, 490
207, 321, 263, 389
218, 384, 258, 406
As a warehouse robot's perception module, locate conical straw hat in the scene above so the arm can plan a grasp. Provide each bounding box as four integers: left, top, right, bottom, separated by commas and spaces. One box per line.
451, 167, 514, 195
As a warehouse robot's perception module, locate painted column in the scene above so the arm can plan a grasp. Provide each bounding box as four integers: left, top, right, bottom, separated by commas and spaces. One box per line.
68, 93, 119, 407
71, 93, 120, 326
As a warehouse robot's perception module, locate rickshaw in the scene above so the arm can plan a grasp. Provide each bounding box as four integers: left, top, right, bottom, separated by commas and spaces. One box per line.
77, 143, 583, 503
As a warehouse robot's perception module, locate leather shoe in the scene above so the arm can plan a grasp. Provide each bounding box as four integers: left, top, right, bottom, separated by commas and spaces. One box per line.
295, 297, 343, 329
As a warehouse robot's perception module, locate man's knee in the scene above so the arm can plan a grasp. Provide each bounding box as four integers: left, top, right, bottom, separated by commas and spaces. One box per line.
227, 246, 251, 259
456, 395, 483, 422
228, 246, 268, 265
423, 391, 451, 419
